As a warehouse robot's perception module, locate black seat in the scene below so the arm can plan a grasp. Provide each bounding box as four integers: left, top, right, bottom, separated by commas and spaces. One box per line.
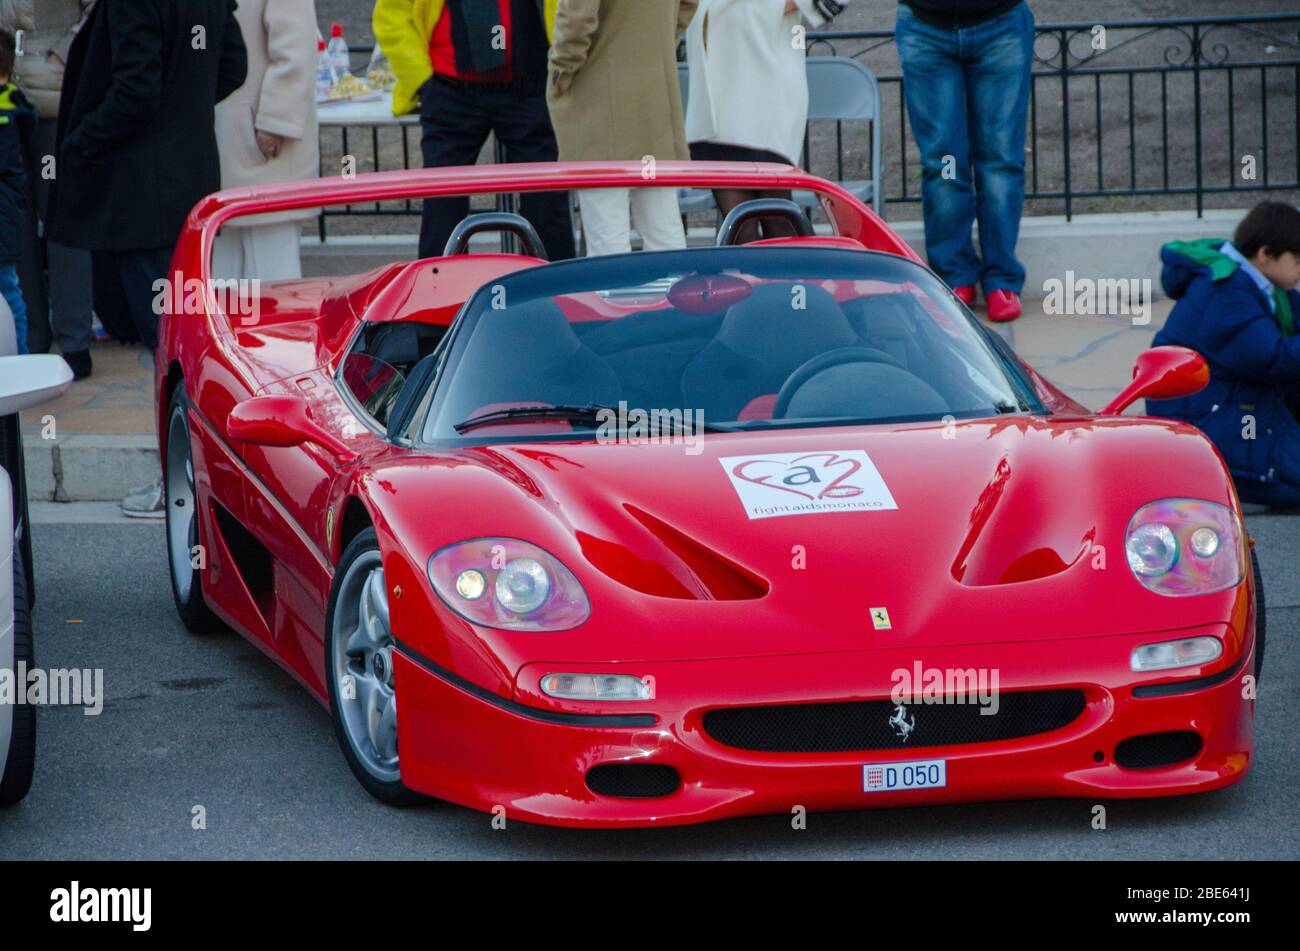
438, 298, 622, 426
680, 282, 858, 420
386, 351, 439, 436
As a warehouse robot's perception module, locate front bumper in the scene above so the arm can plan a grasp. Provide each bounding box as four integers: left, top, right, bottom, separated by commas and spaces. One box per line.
392, 627, 1255, 828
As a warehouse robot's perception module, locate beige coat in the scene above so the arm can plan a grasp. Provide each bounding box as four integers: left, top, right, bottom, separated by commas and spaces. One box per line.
547, 0, 696, 163
1, 0, 95, 118
214, 0, 318, 224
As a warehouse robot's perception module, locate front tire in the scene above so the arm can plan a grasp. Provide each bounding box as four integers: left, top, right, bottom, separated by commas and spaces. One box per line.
164, 387, 224, 634
0, 551, 35, 806
325, 528, 421, 806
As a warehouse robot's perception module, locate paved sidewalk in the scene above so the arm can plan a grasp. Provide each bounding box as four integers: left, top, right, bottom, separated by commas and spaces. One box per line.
18, 298, 1170, 502
994, 298, 1174, 409
21, 343, 159, 503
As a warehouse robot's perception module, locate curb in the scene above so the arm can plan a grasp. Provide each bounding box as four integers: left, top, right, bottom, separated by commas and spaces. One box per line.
24, 434, 159, 504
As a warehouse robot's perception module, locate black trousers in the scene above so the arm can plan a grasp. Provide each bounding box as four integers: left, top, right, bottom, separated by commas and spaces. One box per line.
99, 247, 172, 351
418, 76, 575, 261
19, 118, 95, 354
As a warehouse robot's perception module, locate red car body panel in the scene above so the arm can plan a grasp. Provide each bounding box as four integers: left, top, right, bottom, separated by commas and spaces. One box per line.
155, 162, 1256, 827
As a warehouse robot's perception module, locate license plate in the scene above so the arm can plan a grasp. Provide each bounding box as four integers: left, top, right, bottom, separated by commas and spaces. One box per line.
862, 758, 947, 793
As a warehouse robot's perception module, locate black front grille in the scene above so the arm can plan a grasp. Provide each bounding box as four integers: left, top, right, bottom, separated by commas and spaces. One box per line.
586, 764, 681, 799
1114, 731, 1203, 770
701, 689, 1087, 753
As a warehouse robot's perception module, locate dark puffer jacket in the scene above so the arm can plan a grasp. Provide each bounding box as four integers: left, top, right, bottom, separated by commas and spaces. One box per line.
0, 81, 36, 265
1147, 239, 1300, 492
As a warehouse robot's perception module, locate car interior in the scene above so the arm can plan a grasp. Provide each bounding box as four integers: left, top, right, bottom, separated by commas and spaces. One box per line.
329, 205, 1026, 441
340, 274, 1016, 440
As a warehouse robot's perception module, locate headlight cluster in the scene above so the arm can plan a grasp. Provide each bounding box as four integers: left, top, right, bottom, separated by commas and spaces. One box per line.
540, 673, 652, 701
428, 538, 590, 631
1125, 499, 1244, 596
1131, 636, 1223, 672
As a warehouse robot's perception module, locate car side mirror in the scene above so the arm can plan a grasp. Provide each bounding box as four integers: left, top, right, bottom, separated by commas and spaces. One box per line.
0, 355, 74, 416
1100, 346, 1209, 416
228, 395, 357, 461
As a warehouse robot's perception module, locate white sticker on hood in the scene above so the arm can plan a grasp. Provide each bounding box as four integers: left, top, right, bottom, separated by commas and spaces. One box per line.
719, 450, 897, 520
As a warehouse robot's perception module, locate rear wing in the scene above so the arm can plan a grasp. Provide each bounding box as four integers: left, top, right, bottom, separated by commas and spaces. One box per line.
178, 161, 919, 292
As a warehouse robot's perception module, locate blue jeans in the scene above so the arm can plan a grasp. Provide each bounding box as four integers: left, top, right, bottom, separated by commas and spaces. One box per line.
896, 2, 1034, 294
0, 264, 29, 354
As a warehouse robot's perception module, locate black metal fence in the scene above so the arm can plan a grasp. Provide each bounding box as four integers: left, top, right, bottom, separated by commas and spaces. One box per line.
318, 13, 1300, 235
809, 13, 1300, 219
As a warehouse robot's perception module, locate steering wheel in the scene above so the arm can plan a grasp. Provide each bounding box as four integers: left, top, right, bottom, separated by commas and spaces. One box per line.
773, 346, 907, 419
442, 212, 549, 260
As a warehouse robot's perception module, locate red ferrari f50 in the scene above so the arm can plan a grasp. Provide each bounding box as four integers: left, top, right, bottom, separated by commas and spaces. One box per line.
156, 163, 1259, 827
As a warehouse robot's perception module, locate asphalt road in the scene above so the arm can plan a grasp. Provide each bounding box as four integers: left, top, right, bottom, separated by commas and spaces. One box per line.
1, 507, 1296, 860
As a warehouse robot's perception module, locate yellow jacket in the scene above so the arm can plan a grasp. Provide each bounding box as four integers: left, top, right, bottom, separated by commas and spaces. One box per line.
374, 0, 558, 116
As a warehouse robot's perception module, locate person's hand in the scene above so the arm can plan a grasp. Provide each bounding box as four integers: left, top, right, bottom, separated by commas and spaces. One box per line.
550, 69, 572, 96
798, 0, 850, 24
255, 130, 286, 160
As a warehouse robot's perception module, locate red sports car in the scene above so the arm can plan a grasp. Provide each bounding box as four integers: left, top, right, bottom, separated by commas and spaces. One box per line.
156, 162, 1259, 827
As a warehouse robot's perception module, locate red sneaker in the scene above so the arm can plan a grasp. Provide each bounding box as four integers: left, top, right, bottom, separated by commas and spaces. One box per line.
986, 289, 1021, 322
952, 285, 976, 306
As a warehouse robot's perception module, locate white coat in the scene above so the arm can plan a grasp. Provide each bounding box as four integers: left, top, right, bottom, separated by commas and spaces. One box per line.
684, 0, 827, 166
214, 0, 319, 225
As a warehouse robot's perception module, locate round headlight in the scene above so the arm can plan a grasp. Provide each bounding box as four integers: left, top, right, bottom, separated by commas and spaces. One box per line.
1124, 500, 1245, 597
495, 558, 551, 615
455, 569, 486, 600
428, 538, 590, 631
1189, 526, 1220, 558
1126, 523, 1178, 576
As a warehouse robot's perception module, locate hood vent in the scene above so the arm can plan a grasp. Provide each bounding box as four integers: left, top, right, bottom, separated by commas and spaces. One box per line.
624, 505, 768, 601
575, 505, 768, 601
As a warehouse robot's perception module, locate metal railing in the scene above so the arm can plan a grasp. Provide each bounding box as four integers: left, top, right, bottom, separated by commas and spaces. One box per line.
808, 13, 1300, 219
317, 13, 1300, 236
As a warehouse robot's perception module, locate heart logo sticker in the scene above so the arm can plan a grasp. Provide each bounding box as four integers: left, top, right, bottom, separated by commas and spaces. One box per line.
720, 450, 897, 520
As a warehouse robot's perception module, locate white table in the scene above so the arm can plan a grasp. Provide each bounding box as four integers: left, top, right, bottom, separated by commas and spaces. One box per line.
313, 90, 519, 244
315, 92, 415, 128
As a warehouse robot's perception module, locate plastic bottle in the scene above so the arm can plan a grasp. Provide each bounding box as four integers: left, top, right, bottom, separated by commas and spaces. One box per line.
327, 23, 351, 80
315, 39, 334, 100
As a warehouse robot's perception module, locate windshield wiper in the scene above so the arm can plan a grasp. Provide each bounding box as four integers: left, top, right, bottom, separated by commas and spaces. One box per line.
454, 403, 617, 433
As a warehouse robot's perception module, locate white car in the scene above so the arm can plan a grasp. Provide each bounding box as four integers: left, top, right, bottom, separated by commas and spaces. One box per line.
0, 294, 73, 805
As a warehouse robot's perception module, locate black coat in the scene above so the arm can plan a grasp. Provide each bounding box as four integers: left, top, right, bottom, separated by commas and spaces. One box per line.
46, 0, 247, 252
0, 83, 37, 265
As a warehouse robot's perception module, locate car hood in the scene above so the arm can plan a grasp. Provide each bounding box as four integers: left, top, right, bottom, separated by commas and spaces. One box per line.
373, 415, 1243, 665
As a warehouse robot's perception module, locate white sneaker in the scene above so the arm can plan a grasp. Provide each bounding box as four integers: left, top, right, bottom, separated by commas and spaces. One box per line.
121, 477, 166, 519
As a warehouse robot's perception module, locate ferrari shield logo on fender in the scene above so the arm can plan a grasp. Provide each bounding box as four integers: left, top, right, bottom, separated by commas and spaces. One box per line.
719, 449, 897, 520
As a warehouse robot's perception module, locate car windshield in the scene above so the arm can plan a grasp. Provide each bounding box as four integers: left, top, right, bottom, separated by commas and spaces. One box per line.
415, 247, 1042, 446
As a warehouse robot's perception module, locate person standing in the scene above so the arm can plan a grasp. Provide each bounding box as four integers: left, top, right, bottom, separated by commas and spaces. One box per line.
0, 0, 96, 374
895, 0, 1034, 321
0, 27, 36, 353
374, 0, 576, 262
547, 0, 696, 257
685, 0, 851, 245
46, 0, 246, 517
213, 0, 318, 282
